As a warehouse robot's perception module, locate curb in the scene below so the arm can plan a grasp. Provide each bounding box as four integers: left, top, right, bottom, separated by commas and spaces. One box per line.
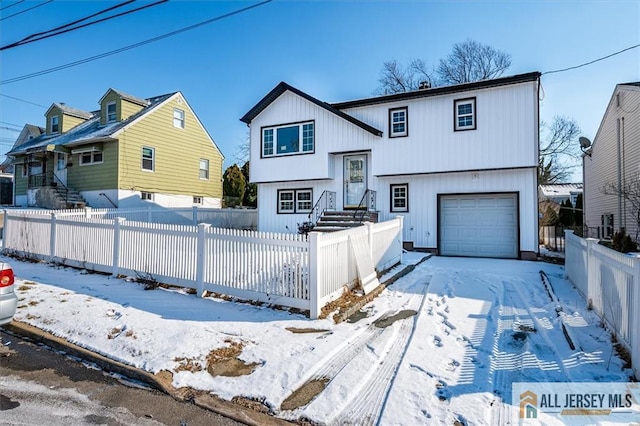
333, 253, 432, 323
5, 321, 292, 426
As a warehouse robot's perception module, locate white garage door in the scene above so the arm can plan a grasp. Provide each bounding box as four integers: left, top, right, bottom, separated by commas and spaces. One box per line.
439, 193, 518, 259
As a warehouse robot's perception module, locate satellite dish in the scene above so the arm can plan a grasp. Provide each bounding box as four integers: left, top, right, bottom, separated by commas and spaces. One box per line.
579, 136, 592, 149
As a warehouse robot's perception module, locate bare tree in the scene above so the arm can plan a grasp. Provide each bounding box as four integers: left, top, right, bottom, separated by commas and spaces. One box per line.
374, 39, 510, 95
374, 59, 435, 95
538, 116, 581, 184
602, 174, 640, 242
437, 39, 511, 85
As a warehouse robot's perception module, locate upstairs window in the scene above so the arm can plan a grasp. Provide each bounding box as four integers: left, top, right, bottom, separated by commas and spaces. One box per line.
454, 98, 476, 131
173, 108, 185, 128
142, 146, 155, 171
199, 159, 209, 180
389, 107, 408, 137
262, 121, 314, 157
107, 102, 117, 122
50, 115, 59, 134
390, 183, 408, 212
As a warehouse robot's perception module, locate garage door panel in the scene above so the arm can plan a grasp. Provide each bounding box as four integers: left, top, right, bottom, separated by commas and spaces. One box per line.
440, 193, 518, 259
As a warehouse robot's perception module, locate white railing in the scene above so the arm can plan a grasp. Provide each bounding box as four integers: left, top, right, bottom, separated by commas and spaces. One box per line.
2, 210, 403, 319
565, 230, 640, 380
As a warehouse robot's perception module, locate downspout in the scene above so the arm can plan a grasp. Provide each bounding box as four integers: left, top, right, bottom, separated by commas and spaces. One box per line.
621, 117, 626, 230
617, 118, 622, 233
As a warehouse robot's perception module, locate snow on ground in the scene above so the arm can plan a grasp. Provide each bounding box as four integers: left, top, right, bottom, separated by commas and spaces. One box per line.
2, 253, 633, 425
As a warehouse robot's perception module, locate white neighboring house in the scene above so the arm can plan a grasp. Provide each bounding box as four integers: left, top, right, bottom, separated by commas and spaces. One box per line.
241, 72, 541, 259
583, 82, 640, 240
539, 183, 583, 206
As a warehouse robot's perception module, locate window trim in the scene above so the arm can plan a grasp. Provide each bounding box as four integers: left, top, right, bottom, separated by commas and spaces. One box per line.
390, 183, 409, 213
50, 115, 60, 134
454, 97, 476, 131
141, 146, 155, 172
173, 108, 185, 129
277, 188, 313, 214
79, 151, 103, 166
261, 120, 315, 158
106, 101, 117, 123
199, 158, 209, 180
389, 107, 408, 138
141, 191, 154, 201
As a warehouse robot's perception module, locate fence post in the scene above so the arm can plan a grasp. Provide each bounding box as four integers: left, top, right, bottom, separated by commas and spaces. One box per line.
112, 217, 125, 277
49, 212, 57, 262
84, 206, 92, 219
196, 223, 210, 297
585, 238, 598, 308
1, 209, 7, 250
633, 257, 640, 380
366, 221, 374, 260
147, 206, 153, 223
192, 206, 198, 225
308, 232, 321, 320
396, 215, 404, 263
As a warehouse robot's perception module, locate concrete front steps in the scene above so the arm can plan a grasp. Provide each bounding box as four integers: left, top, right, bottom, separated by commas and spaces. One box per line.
313, 210, 379, 232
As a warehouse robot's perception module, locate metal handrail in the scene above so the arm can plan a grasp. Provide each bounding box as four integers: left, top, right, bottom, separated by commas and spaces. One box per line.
353, 189, 376, 221
28, 171, 69, 204
307, 190, 336, 225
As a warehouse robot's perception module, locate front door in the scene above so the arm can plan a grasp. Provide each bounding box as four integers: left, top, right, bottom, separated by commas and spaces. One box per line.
344, 155, 367, 208
54, 152, 67, 186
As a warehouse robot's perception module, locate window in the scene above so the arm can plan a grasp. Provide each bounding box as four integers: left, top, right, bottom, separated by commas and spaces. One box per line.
21, 163, 27, 177
173, 108, 185, 128
262, 121, 314, 157
199, 159, 209, 180
278, 189, 313, 214
107, 102, 117, 122
142, 147, 154, 171
193, 196, 203, 204
50, 115, 59, 133
57, 153, 66, 170
390, 184, 408, 212
79, 151, 103, 165
141, 191, 154, 201
602, 213, 614, 239
454, 98, 476, 131
389, 107, 408, 137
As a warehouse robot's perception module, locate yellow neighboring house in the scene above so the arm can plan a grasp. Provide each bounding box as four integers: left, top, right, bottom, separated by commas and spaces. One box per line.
8, 88, 224, 209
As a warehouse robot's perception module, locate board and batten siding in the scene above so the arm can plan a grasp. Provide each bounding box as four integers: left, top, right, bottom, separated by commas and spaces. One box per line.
116, 94, 223, 199
376, 168, 537, 251
249, 91, 380, 183
343, 81, 538, 176
584, 85, 640, 239
67, 142, 119, 192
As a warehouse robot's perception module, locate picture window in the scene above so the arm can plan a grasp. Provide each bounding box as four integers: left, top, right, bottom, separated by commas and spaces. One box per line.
262, 122, 314, 157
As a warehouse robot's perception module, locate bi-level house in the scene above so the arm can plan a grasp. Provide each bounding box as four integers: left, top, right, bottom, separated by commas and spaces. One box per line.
583, 82, 640, 241
8, 89, 223, 209
241, 72, 541, 259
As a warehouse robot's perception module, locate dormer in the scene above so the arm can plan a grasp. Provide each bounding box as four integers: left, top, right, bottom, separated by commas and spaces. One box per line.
99, 88, 149, 125
44, 103, 93, 135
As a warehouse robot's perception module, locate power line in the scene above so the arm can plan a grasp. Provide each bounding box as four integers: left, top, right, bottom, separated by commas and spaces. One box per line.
1, 0, 149, 50
0, 0, 53, 22
543, 43, 640, 75
1, 0, 168, 50
0, 93, 48, 108
0, 0, 272, 85
0, 121, 23, 128
0, 1, 24, 11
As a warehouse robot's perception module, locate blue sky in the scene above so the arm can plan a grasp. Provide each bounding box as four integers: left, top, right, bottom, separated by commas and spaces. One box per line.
1, 0, 638, 179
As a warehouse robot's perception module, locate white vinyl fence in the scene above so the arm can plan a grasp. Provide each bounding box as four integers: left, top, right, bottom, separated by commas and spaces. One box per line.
565, 230, 640, 379
2, 209, 403, 319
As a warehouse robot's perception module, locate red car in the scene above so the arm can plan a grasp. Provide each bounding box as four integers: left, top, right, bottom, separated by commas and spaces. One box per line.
0, 262, 16, 325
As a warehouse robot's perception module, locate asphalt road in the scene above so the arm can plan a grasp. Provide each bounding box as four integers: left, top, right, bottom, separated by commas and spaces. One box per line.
0, 329, 242, 426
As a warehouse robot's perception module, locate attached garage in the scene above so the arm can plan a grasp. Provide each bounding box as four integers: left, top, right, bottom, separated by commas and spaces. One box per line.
439, 193, 519, 259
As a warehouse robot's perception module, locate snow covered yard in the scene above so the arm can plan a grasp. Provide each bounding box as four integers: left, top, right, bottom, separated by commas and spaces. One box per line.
2, 254, 633, 425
